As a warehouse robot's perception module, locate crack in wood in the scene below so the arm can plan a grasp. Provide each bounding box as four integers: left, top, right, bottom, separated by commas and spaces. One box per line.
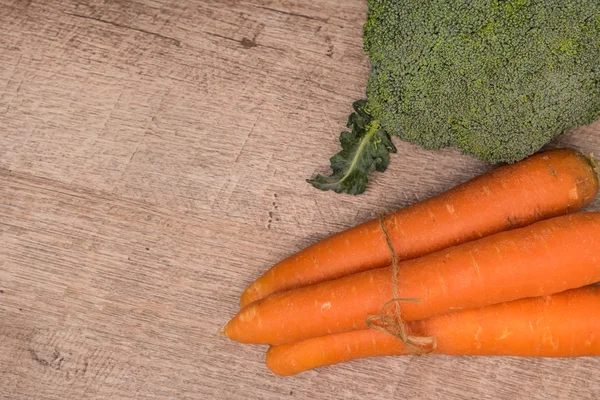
203, 31, 282, 52
63, 12, 181, 47
29, 347, 64, 370
29, 348, 49, 366
253, 5, 329, 22
206, 32, 257, 49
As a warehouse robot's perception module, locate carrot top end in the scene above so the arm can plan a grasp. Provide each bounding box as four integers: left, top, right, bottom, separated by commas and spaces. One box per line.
582, 152, 599, 184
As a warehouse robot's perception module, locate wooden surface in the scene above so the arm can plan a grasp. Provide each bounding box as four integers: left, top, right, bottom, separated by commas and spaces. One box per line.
1, 1, 599, 399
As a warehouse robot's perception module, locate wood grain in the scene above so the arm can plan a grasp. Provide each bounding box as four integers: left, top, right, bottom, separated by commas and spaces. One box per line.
1, 1, 599, 399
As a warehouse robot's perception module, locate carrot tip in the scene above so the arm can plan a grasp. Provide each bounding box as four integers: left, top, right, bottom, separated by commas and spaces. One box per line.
240, 283, 260, 308
216, 324, 228, 339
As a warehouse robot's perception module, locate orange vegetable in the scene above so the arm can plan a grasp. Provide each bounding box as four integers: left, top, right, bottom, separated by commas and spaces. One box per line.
225, 213, 600, 345
241, 149, 598, 307
266, 286, 600, 375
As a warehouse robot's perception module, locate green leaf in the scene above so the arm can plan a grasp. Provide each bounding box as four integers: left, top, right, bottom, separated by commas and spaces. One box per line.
307, 99, 397, 195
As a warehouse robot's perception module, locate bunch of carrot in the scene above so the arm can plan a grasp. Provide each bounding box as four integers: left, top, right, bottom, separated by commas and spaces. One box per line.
223, 148, 600, 376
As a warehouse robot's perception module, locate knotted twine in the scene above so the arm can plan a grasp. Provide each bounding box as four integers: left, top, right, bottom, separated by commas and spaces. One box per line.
365, 216, 437, 354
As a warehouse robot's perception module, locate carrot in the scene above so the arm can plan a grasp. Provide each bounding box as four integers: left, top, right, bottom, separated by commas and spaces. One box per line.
225, 213, 600, 345
266, 286, 600, 376
240, 149, 598, 307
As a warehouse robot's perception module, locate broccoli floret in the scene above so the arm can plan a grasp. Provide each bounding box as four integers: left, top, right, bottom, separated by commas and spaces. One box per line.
365, 0, 600, 163
309, 0, 600, 194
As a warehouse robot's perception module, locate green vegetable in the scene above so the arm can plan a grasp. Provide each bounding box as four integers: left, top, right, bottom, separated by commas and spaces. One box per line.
309, 0, 600, 194
307, 100, 396, 194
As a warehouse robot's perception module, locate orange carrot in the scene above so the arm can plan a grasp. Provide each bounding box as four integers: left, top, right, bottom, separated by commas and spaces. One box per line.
226, 213, 600, 345
266, 286, 600, 375
241, 149, 598, 307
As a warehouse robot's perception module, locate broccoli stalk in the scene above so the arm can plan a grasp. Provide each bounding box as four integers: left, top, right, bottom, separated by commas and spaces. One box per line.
309, 0, 600, 194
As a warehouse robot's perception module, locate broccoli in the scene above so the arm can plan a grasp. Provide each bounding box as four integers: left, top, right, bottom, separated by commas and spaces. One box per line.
308, 0, 600, 194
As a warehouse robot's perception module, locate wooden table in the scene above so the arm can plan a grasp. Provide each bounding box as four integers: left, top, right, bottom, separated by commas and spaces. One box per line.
1, 1, 599, 399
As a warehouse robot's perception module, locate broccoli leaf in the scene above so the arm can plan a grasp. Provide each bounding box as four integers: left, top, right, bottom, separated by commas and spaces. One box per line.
307, 100, 396, 195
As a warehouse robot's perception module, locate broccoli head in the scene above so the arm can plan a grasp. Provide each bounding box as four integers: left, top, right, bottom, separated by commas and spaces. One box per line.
309, 0, 600, 194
